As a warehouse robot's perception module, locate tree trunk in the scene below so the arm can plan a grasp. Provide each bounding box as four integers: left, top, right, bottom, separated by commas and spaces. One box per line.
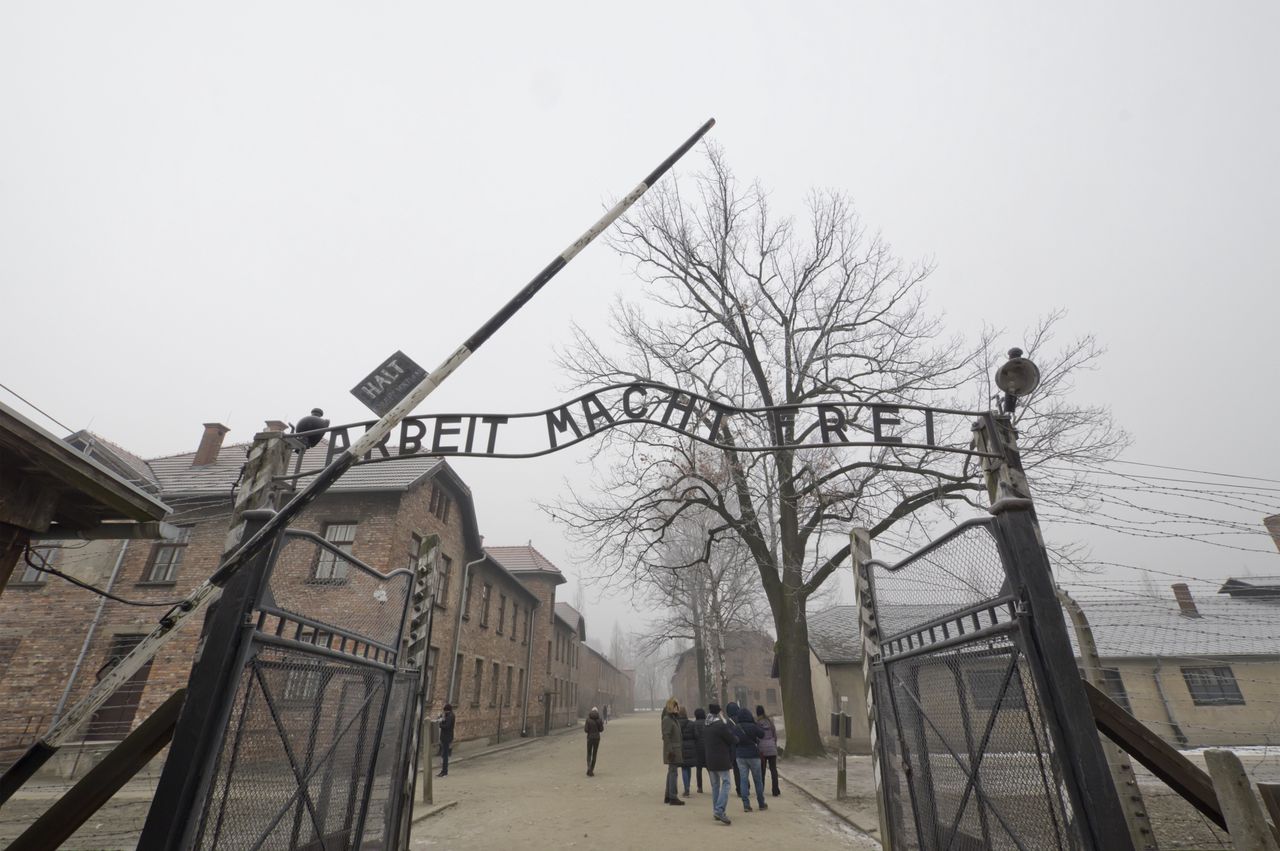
691, 585, 710, 708
773, 596, 824, 756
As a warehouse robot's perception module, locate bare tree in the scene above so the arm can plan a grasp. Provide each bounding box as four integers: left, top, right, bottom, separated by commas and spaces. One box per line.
551, 145, 1127, 755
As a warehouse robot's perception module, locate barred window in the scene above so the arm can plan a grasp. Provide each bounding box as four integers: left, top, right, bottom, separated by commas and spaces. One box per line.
1182, 666, 1245, 706
1100, 668, 1133, 714
143, 527, 192, 584
283, 666, 323, 702
472, 658, 484, 706
480, 583, 492, 627
490, 662, 500, 706
497, 593, 507, 634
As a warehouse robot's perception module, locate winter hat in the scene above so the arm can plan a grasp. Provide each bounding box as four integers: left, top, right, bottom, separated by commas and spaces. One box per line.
694, 708, 706, 720
708, 702, 722, 715
443, 703, 453, 712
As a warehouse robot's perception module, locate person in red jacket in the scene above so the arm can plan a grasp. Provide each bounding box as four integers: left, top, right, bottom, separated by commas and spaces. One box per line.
584, 706, 605, 776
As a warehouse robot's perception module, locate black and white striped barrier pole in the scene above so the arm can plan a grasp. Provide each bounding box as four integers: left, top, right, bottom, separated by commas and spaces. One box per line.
0, 117, 715, 803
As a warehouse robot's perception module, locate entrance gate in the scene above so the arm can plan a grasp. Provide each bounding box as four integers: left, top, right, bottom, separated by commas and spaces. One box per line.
139, 519, 423, 850
863, 505, 1131, 851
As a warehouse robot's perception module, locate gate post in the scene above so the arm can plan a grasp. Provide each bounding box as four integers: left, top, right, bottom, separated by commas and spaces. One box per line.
137, 507, 282, 850
991, 502, 1135, 851
853, 527, 897, 849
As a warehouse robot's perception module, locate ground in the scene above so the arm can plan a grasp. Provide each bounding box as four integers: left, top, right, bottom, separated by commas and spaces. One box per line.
410, 713, 879, 851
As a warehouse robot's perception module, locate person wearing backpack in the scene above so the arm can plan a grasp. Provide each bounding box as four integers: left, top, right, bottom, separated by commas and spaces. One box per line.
584, 706, 604, 776
702, 702, 738, 826
734, 706, 766, 812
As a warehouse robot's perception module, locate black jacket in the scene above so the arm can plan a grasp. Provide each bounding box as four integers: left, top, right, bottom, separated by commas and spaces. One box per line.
679, 717, 699, 766
733, 708, 762, 759
439, 711, 455, 744
702, 716, 738, 771
585, 714, 604, 740
693, 718, 707, 765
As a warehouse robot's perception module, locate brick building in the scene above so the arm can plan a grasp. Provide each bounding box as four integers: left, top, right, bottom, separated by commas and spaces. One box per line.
578, 642, 634, 718
669, 630, 780, 714
0, 420, 629, 775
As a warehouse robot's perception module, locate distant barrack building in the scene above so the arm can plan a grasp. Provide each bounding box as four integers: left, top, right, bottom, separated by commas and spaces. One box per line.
0, 419, 632, 777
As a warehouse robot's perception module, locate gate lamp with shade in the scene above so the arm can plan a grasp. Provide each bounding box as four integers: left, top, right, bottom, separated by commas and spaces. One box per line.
293, 408, 330, 449
995, 348, 1040, 413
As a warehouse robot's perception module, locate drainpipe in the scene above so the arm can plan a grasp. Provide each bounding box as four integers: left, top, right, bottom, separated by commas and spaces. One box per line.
1152, 656, 1189, 747
446, 552, 487, 705
52, 540, 129, 724
521, 598, 540, 735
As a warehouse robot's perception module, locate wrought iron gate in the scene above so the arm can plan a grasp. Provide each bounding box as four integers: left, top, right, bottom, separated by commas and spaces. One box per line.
864, 505, 1131, 851
140, 516, 423, 851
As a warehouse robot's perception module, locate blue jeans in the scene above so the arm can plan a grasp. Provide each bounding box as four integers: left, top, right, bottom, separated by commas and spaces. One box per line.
709, 769, 731, 817
737, 756, 764, 807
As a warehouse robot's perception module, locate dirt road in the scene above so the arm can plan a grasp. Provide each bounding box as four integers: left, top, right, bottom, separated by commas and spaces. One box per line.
410, 713, 878, 850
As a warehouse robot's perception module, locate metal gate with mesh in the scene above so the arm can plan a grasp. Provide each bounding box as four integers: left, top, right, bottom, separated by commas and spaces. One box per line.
139, 515, 423, 851
864, 505, 1131, 851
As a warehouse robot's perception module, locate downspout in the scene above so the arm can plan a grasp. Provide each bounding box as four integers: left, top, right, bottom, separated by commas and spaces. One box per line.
1152, 656, 1189, 747
521, 598, 540, 735
446, 552, 487, 705
52, 540, 129, 724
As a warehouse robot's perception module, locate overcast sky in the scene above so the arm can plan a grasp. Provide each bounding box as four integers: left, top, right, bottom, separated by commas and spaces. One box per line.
3, 3, 1277, 642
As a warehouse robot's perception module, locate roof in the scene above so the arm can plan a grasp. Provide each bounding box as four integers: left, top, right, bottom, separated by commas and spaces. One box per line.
487, 544, 567, 586
554, 602, 586, 640
65, 430, 160, 493
808, 605, 862, 664
147, 439, 444, 497
1069, 594, 1280, 659
0, 400, 170, 532
1218, 576, 1280, 599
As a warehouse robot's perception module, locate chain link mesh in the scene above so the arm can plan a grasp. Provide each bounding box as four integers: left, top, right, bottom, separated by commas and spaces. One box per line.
872, 520, 1084, 850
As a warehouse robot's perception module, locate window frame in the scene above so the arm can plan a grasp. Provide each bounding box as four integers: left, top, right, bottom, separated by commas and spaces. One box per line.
471, 658, 484, 707
479, 582, 492, 627
312, 522, 357, 583
1181, 665, 1246, 707
497, 593, 507, 635
14, 545, 58, 586
140, 527, 193, 585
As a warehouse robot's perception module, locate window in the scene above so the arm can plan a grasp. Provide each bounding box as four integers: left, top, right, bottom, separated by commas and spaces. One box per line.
1099, 668, 1132, 714
314, 523, 356, 581
86, 635, 152, 741
505, 665, 514, 706
766, 687, 778, 706
437, 555, 453, 606
547, 641, 552, 673
497, 593, 507, 634
480, 583, 492, 627
429, 484, 453, 522
425, 646, 440, 702
409, 533, 424, 573
461, 569, 473, 619
472, 658, 484, 706
509, 601, 517, 641
1182, 666, 1245, 706
517, 668, 525, 706
142, 527, 192, 584
452, 653, 463, 703
283, 666, 323, 702
966, 668, 1027, 710
490, 662, 500, 706
16, 546, 57, 585
522, 607, 529, 645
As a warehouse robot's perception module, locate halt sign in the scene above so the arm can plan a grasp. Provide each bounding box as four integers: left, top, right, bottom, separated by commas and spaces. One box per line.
351, 350, 429, 416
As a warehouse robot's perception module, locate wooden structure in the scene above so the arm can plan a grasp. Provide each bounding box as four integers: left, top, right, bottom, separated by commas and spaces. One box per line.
0, 400, 170, 597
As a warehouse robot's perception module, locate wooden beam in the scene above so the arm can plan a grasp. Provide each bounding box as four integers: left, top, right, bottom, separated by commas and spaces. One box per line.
1085, 680, 1227, 832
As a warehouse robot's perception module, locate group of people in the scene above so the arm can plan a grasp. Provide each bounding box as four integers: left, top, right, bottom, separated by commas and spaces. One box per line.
660, 697, 780, 826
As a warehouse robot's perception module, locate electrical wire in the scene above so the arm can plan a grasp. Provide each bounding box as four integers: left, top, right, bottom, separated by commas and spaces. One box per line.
21, 547, 187, 608
0, 381, 74, 433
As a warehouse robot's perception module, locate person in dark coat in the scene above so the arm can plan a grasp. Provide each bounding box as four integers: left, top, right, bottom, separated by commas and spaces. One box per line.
725, 701, 742, 793
734, 707, 766, 811
693, 708, 708, 791
584, 706, 604, 776
756, 704, 781, 796
661, 697, 684, 804
678, 707, 701, 795
437, 704, 455, 777
701, 702, 738, 825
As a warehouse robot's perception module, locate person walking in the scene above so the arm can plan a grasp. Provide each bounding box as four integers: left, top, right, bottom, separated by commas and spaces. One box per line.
693, 707, 708, 793
603, 704, 610, 725
584, 706, 604, 776
661, 697, 684, 805
702, 702, 737, 826
678, 707, 700, 796
725, 701, 742, 794
437, 703, 455, 777
734, 706, 766, 812
756, 705, 781, 797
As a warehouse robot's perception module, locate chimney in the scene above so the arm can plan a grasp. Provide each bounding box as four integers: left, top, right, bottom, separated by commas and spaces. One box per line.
192, 423, 230, 467
264, 420, 288, 433
1172, 583, 1201, 618
1266, 515, 1280, 554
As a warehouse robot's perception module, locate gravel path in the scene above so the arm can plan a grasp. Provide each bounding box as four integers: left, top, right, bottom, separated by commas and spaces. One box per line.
411, 713, 878, 850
